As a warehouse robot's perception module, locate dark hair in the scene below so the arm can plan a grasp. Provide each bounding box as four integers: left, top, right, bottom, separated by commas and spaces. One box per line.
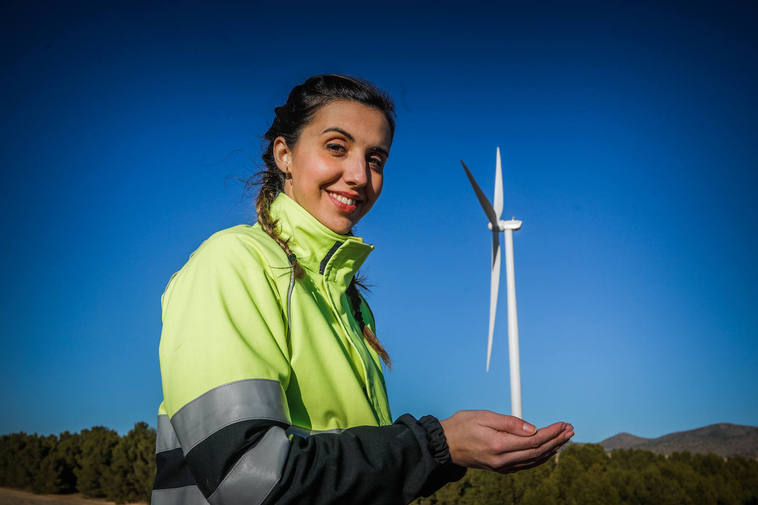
251, 74, 394, 367
261, 74, 395, 174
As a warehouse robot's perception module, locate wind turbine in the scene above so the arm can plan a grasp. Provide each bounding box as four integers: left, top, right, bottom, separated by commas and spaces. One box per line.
461, 147, 523, 418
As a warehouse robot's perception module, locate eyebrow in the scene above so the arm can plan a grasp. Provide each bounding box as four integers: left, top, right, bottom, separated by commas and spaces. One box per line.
322, 127, 354, 142
321, 127, 389, 157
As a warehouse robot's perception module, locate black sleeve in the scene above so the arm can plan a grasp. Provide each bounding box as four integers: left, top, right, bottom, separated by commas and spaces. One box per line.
261, 414, 466, 505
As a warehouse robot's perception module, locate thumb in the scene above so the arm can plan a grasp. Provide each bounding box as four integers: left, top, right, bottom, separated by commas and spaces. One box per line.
480, 411, 536, 436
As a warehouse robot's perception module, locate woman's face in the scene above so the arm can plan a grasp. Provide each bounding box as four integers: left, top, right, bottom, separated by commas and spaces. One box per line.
274, 100, 392, 235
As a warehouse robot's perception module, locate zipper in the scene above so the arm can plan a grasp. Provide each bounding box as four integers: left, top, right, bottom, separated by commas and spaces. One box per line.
321, 276, 374, 403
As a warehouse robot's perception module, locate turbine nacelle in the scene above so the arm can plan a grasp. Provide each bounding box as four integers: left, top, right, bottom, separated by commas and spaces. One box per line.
488, 219, 522, 232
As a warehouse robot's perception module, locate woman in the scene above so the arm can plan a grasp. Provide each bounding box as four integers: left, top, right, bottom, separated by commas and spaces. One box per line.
152, 74, 573, 505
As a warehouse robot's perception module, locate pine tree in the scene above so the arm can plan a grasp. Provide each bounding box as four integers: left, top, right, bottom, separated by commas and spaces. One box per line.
0, 433, 55, 489
566, 462, 620, 505
34, 431, 82, 494
76, 426, 120, 497
562, 443, 608, 471
103, 422, 156, 504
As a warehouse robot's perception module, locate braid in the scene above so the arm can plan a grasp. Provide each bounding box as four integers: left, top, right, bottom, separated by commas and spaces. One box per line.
347, 278, 392, 369
254, 169, 305, 280
251, 172, 391, 368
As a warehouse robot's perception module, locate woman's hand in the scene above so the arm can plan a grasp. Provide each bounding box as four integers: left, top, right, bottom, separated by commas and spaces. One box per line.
439, 410, 574, 473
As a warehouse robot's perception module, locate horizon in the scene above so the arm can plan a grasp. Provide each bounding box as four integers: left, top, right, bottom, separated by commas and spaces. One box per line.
4, 418, 756, 444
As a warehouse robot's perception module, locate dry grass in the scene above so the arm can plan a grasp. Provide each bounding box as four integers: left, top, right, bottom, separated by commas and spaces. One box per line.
0, 488, 146, 505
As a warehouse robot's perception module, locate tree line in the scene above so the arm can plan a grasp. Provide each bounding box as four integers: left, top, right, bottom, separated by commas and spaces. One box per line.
414, 443, 758, 505
0, 422, 155, 504
2, 425, 757, 505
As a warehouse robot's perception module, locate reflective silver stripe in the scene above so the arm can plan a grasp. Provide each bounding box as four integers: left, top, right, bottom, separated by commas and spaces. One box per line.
156, 414, 181, 453
172, 379, 290, 452
208, 426, 289, 505
151, 485, 209, 505
286, 425, 343, 438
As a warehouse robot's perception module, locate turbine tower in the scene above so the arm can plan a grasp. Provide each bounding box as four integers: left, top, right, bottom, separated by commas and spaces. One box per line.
461, 147, 523, 418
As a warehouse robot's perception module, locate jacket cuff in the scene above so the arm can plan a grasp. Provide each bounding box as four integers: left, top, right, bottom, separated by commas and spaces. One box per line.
418, 415, 452, 464
418, 415, 467, 482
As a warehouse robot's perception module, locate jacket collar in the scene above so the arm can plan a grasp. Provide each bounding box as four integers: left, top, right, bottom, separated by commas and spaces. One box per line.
269, 192, 374, 290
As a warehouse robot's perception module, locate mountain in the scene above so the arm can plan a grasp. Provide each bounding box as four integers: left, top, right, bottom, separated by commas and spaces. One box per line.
600, 432, 650, 450
599, 423, 758, 458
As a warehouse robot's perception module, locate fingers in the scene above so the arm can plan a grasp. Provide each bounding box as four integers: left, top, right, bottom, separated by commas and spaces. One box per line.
512, 430, 572, 469
477, 411, 537, 436
505, 447, 559, 473
442, 409, 575, 474
493, 424, 574, 472
490, 421, 568, 452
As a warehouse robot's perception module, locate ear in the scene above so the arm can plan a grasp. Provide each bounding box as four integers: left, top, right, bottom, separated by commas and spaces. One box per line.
272, 136, 292, 175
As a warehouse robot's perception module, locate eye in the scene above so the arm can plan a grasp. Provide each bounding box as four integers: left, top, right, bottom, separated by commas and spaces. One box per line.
366, 151, 387, 170
326, 143, 346, 155
367, 153, 386, 171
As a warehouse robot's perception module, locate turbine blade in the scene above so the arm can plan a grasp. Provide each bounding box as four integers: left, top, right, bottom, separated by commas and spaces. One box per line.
461, 160, 499, 229
494, 147, 503, 220
487, 230, 501, 372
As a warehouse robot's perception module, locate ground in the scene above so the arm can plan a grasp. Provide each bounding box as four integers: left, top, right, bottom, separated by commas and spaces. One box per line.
0, 488, 145, 505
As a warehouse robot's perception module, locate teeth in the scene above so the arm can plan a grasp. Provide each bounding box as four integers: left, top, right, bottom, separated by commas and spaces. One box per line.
329, 192, 356, 206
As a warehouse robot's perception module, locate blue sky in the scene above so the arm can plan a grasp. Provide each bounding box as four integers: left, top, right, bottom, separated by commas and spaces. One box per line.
1, 1, 756, 443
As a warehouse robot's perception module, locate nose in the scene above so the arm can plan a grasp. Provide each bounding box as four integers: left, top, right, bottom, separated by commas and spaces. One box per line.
343, 155, 368, 187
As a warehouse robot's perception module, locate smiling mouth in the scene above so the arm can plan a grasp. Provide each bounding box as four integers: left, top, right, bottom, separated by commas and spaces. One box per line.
327, 191, 360, 212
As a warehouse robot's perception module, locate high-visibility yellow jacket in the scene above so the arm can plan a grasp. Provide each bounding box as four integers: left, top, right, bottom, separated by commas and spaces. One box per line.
152, 192, 464, 505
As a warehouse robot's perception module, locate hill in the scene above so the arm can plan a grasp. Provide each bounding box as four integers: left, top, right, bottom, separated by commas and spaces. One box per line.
600, 432, 649, 450
599, 422, 758, 458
